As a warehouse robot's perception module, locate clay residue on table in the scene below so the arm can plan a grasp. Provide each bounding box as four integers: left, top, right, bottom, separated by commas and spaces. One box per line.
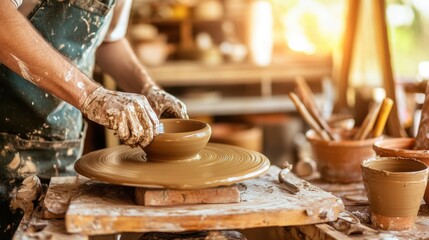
65, 166, 345, 235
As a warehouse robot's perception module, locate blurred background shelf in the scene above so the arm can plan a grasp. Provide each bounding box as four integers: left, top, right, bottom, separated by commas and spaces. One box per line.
148, 59, 332, 116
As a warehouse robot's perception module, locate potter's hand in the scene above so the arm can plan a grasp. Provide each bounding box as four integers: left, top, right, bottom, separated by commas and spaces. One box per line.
142, 85, 188, 119
81, 87, 159, 148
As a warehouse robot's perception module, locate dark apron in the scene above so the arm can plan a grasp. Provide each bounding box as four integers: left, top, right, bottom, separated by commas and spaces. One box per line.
0, 0, 115, 238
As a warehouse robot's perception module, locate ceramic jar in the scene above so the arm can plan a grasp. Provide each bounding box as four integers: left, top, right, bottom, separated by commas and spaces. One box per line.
373, 137, 429, 203
306, 128, 381, 183
361, 157, 428, 230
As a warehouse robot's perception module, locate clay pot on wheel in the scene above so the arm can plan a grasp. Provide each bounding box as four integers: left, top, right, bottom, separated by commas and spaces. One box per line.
144, 119, 211, 161
373, 137, 429, 203
306, 128, 381, 183
361, 157, 428, 230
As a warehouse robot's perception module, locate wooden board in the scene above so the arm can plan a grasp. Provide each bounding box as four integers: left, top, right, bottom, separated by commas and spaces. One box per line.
43, 176, 78, 219
65, 166, 344, 235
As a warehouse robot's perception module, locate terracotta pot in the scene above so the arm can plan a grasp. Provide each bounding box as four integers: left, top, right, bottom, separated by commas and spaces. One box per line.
143, 119, 211, 161
306, 128, 381, 183
361, 157, 428, 230
373, 137, 429, 204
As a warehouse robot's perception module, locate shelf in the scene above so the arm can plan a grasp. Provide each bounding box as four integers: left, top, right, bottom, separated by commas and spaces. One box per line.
149, 58, 332, 87
182, 95, 326, 116
146, 58, 332, 117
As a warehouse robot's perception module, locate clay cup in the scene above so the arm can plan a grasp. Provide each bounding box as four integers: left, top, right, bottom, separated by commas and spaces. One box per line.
361, 157, 428, 230
373, 137, 429, 203
143, 119, 211, 161
306, 128, 381, 183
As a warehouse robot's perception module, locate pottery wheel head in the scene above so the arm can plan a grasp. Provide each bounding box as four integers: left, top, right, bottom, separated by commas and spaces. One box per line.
74, 143, 270, 189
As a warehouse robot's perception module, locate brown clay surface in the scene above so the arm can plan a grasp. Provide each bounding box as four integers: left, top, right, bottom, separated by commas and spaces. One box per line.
74, 143, 270, 189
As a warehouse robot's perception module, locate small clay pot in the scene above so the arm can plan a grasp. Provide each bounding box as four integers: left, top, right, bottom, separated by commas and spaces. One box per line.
361, 157, 428, 230
143, 119, 211, 161
306, 128, 381, 183
373, 137, 429, 204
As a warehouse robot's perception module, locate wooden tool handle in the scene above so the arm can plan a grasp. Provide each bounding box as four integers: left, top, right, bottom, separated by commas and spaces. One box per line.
289, 92, 330, 141
353, 102, 382, 140
278, 168, 300, 194
295, 77, 335, 140
372, 98, 394, 137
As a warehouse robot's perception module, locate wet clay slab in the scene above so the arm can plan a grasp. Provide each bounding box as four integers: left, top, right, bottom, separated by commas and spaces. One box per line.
65, 166, 345, 235
74, 143, 270, 189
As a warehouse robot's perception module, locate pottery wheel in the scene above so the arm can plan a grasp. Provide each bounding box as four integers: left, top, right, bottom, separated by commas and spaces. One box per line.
74, 143, 270, 189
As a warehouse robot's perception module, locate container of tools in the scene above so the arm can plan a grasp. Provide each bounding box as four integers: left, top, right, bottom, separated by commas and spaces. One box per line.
289, 77, 393, 183
306, 128, 382, 182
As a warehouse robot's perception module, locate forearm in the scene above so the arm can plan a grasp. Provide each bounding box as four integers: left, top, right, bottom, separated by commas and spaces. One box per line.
0, 1, 100, 109
95, 38, 156, 93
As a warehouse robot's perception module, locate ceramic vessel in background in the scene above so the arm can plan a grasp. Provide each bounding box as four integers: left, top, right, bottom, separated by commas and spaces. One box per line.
143, 119, 211, 161
306, 128, 381, 183
373, 137, 429, 204
361, 157, 428, 230
210, 123, 263, 152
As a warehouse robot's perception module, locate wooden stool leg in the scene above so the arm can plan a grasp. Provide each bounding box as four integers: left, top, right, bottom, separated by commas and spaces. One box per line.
139, 230, 247, 240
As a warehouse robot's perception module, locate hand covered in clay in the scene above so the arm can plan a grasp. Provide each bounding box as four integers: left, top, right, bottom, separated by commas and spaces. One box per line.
81, 87, 159, 148
142, 85, 188, 119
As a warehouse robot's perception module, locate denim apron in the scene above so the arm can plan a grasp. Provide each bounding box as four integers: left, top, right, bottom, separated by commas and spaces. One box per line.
0, 0, 116, 238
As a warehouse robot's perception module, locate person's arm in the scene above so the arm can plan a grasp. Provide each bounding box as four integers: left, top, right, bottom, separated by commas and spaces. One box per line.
0, 1, 159, 148
96, 38, 188, 119
0, 0, 99, 108
96, 38, 154, 94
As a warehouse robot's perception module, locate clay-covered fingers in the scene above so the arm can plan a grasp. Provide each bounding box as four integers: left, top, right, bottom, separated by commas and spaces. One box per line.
110, 95, 159, 147
161, 96, 189, 119
81, 87, 159, 148
144, 86, 189, 119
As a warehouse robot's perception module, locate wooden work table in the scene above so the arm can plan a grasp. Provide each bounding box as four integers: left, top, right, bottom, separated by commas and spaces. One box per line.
13, 167, 429, 239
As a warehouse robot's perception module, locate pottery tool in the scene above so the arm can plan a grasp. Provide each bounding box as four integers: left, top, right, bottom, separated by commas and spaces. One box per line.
278, 162, 300, 194
295, 77, 335, 141
371, 97, 394, 137
353, 101, 382, 140
289, 92, 331, 141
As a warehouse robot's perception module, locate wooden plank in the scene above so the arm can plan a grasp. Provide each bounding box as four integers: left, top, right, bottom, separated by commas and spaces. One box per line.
43, 177, 78, 219
14, 201, 87, 240
65, 166, 344, 235
149, 60, 332, 87
285, 224, 353, 240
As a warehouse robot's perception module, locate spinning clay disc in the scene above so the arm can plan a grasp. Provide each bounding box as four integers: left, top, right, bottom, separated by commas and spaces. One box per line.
74, 143, 270, 189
